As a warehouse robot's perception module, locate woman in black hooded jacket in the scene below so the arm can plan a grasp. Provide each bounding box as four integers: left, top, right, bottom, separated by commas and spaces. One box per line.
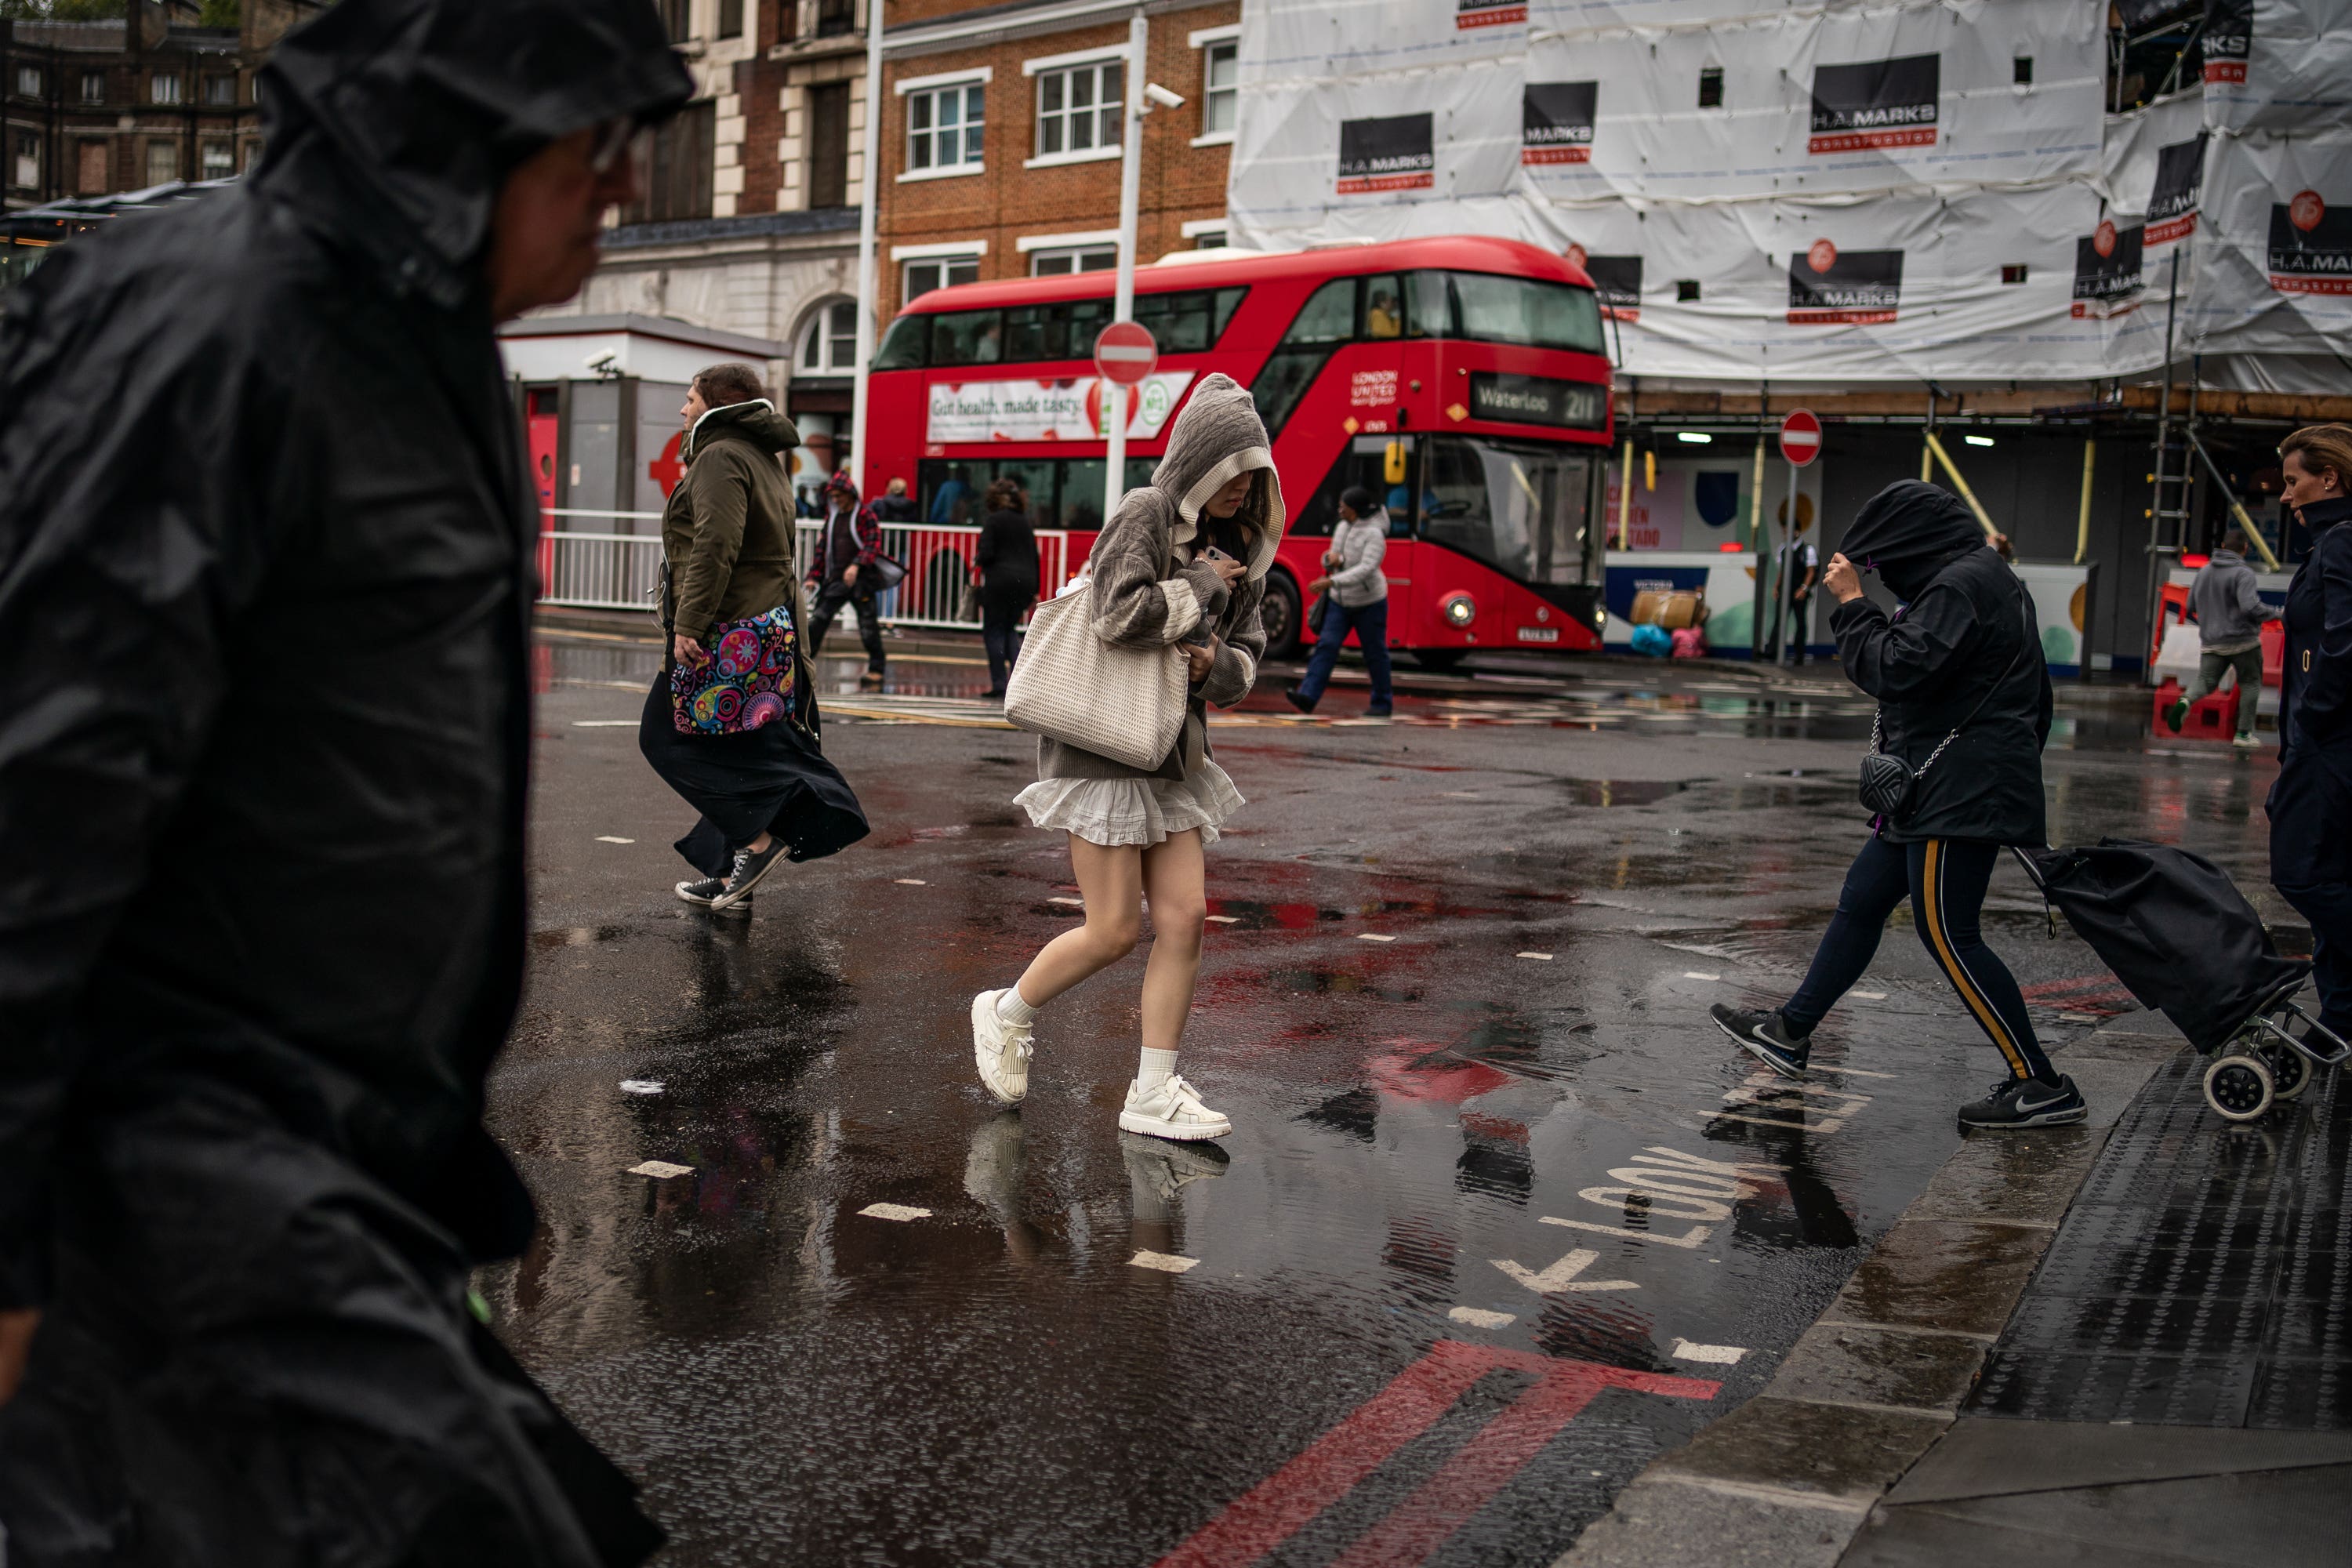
1711, 481, 2084, 1131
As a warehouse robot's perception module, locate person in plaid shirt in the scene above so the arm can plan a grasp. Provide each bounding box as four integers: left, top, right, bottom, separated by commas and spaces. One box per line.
804, 471, 889, 687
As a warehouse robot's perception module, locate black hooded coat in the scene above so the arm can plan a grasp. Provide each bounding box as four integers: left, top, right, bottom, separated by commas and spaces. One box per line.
0, 2, 689, 1563
1829, 481, 2055, 845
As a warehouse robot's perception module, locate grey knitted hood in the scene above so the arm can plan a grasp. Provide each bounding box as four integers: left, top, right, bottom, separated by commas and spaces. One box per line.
1150, 372, 1286, 580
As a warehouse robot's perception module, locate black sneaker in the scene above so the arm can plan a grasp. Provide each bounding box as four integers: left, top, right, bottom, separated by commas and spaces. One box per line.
1709, 1004, 1811, 1080
1367, 703, 1394, 719
1958, 1073, 2087, 1131
710, 840, 787, 910
1284, 687, 1318, 714
676, 875, 751, 915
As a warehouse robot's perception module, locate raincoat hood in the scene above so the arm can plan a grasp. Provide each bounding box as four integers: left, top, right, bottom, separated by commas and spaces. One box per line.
1152, 372, 1286, 579
684, 399, 795, 463
1838, 480, 1989, 601
253, 0, 692, 308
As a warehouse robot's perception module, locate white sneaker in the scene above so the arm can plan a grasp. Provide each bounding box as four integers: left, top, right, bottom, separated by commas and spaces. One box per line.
2233, 733, 2262, 750
971, 989, 1033, 1105
1119, 1073, 1232, 1142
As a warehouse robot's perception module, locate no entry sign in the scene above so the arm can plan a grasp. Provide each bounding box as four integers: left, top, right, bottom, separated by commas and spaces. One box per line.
1093, 321, 1159, 387
1779, 408, 1822, 466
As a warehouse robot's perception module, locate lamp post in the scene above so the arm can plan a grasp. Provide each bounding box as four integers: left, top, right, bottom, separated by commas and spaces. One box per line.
1099, 14, 1185, 524
849, 0, 885, 495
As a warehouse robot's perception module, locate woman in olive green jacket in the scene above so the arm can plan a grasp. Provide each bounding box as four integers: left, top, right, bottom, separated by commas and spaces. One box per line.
640, 363, 867, 913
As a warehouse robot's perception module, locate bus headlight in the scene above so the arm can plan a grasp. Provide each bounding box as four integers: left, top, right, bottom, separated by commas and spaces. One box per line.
1442, 593, 1477, 628
1595, 607, 1609, 630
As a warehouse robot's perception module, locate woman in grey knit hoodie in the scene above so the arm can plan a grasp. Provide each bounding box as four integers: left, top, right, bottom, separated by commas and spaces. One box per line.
970, 375, 1279, 1142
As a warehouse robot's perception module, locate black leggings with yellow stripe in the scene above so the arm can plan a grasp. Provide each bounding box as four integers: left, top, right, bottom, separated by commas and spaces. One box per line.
1780, 835, 2054, 1082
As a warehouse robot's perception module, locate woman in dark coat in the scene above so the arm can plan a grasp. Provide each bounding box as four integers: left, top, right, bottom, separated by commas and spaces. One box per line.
644, 363, 868, 913
974, 477, 1040, 698
2270, 425, 2352, 1039
1709, 481, 2084, 1131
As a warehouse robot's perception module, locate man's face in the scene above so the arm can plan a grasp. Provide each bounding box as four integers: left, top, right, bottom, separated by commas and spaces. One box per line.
485, 123, 641, 322
829, 485, 854, 510
681, 385, 709, 430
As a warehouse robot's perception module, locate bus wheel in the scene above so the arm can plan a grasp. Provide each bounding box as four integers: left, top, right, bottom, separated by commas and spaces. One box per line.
1261, 572, 1303, 662
1414, 648, 1468, 672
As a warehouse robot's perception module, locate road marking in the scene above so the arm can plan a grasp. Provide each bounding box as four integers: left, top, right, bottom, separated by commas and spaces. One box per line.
895, 878, 927, 885
1440, 790, 1479, 797
1671, 1339, 1748, 1365
1150, 1344, 1718, 1568
1682, 971, 1721, 981
594, 835, 636, 844
2058, 1011, 2101, 1022
1492, 1247, 1639, 1294
619, 1080, 665, 1095
628, 1160, 694, 1179
1447, 1306, 1517, 1329
572, 719, 638, 727
1130, 1250, 1200, 1274
1544, 1216, 1712, 1249
1049, 896, 1084, 906
858, 1203, 932, 1221
1850, 990, 1888, 1000
1805, 1062, 1896, 1080
1358, 933, 1397, 942
1206, 914, 1241, 924
1517, 951, 1554, 960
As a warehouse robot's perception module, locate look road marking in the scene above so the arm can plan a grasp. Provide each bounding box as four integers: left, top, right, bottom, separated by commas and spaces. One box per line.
1447, 1307, 1517, 1329
1492, 1247, 1639, 1294
1130, 1250, 1200, 1274
859, 1203, 932, 1221
1672, 1340, 1748, 1365
628, 1160, 694, 1179
1152, 1342, 1718, 1568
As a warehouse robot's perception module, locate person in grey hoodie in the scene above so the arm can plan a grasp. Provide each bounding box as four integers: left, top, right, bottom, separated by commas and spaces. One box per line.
1286, 486, 1394, 717
2167, 527, 2271, 747
968, 374, 1276, 1143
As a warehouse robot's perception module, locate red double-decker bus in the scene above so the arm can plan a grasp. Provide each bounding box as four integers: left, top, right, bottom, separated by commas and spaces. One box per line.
862, 236, 1612, 663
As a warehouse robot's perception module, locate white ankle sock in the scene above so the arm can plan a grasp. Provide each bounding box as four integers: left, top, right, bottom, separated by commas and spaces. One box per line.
1136, 1047, 1178, 1091
996, 987, 1037, 1026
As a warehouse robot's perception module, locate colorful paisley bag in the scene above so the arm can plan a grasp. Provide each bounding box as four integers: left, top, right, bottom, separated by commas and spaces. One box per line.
670, 604, 797, 735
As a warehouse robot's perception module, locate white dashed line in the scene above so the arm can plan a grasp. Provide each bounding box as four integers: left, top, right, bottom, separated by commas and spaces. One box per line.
1850, 990, 1888, 1000
895, 878, 927, 886
858, 1203, 932, 1221
1129, 1250, 1200, 1274
1449, 1306, 1518, 1330
594, 836, 635, 844
627, 1160, 694, 1179
619, 1080, 665, 1095
572, 720, 638, 727
1682, 971, 1722, 981
1205, 914, 1241, 924
2057, 1011, 2101, 1023
1358, 933, 1397, 942
1048, 896, 1085, 906
1671, 1339, 1749, 1365
1517, 952, 1555, 961
1440, 791, 1479, 798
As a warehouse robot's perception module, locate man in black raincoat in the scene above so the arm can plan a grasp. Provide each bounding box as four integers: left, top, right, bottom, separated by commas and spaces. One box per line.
0, 2, 690, 1561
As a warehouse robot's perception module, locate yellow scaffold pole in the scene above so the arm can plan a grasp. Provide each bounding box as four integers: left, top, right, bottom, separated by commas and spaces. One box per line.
1617, 437, 1634, 548
2075, 439, 2095, 565
1922, 430, 1998, 540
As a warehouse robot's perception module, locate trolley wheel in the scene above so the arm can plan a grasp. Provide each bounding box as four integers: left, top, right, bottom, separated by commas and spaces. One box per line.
2204, 1051, 2276, 1121
2267, 1044, 2311, 1102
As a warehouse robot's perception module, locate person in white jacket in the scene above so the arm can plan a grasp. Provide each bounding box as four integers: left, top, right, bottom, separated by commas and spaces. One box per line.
1285, 487, 1394, 717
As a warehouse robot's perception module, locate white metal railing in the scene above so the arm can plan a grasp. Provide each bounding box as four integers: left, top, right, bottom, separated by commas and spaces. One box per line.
536, 508, 1073, 631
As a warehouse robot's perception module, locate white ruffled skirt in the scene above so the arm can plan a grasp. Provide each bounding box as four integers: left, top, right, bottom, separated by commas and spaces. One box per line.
1014, 760, 1246, 848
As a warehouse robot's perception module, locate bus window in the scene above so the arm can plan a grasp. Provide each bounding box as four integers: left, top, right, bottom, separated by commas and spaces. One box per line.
1252, 277, 1358, 437
873, 312, 930, 370
1362, 274, 1403, 339
931, 310, 1007, 367
1448, 273, 1605, 354
1284, 278, 1357, 346
1404, 270, 1449, 338
1134, 285, 1250, 353
1005, 303, 1067, 361
1421, 436, 1597, 587
1295, 435, 1409, 539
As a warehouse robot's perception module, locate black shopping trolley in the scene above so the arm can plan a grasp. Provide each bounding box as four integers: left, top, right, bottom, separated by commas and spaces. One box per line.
2014, 839, 2349, 1121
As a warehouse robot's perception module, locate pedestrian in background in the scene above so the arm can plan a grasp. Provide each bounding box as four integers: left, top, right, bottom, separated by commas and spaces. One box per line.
1287, 486, 1393, 717
2269, 425, 2352, 1044
871, 475, 918, 524
805, 472, 889, 688
975, 476, 1040, 699
0, 1, 690, 1559
644, 364, 868, 914
1710, 481, 2085, 1131
1773, 511, 1820, 666
2166, 525, 2270, 749
971, 374, 1275, 1145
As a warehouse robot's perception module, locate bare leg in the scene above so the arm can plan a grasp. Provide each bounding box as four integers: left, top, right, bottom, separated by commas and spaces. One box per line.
1014, 837, 1144, 1006
1137, 829, 1207, 1055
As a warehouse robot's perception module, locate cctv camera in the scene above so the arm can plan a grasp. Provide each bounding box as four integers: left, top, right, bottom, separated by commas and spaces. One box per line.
1144, 82, 1185, 110
584, 350, 619, 374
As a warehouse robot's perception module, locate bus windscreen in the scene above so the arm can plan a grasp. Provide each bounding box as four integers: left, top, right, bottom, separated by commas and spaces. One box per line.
1421, 437, 1598, 587
1447, 273, 1606, 355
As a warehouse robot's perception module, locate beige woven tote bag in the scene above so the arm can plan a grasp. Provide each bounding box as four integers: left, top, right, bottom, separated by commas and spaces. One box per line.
1004, 582, 1189, 770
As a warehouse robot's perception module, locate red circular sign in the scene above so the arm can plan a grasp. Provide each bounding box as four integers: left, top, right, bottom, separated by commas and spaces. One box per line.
1807, 238, 1838, 274
2094, 220, 2118, 258
2291, 190, 2325, 233
1780, 408, 1823, 466
1094, 321, 1159, 387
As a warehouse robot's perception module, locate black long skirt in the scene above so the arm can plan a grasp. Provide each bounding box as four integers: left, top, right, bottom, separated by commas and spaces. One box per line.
637, 672, 869, 878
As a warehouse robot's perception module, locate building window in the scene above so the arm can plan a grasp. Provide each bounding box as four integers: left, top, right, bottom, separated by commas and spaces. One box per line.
1697, 67, 1723, 108
151, 73, 183, 106
1035, 59, 1121, 159
904, 254, 980, 302
201, 142, 234, 181
1194, 229, 1228, 250
81, 72, 106, 105
1030, 244, 1116, 277
659, 0, 691, 43
815, 0, 855, 38
2001, 263, 2029, 285
718, 0, 744, 40
798, 299, 860, 375
808, 82, 850, 208
1201, 41, 1237, 138
77, 140, 108, 194
205, 74, 237, 107
146, 140, 179, 187
627, 100, 715, 223
907, 80, 984, 173
11, 132, 38, 191
16, 66, 41, 99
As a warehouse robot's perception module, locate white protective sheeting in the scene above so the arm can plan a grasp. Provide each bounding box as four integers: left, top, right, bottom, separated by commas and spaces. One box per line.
1227, 0, 2352, 382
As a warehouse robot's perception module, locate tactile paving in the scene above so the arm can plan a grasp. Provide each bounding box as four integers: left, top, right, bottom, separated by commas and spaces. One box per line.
1966, 1049, 2352, 1429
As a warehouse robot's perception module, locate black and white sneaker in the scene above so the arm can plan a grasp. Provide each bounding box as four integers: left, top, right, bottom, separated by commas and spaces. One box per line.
1958, 1073, 2087, 1131
1709, 1004, 1811, 1080
676, 875, 750, 914
710, 840, 787, 910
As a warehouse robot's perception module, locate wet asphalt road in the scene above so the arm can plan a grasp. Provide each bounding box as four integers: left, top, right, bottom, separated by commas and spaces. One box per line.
488, 633, 2286, 1568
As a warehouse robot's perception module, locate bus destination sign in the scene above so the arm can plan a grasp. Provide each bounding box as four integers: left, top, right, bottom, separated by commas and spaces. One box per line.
1467, 372, 1606, 430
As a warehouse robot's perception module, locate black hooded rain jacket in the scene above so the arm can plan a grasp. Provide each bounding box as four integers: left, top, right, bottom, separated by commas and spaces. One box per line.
0, 2, 689, 1562
1830, 481, 2055, 845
